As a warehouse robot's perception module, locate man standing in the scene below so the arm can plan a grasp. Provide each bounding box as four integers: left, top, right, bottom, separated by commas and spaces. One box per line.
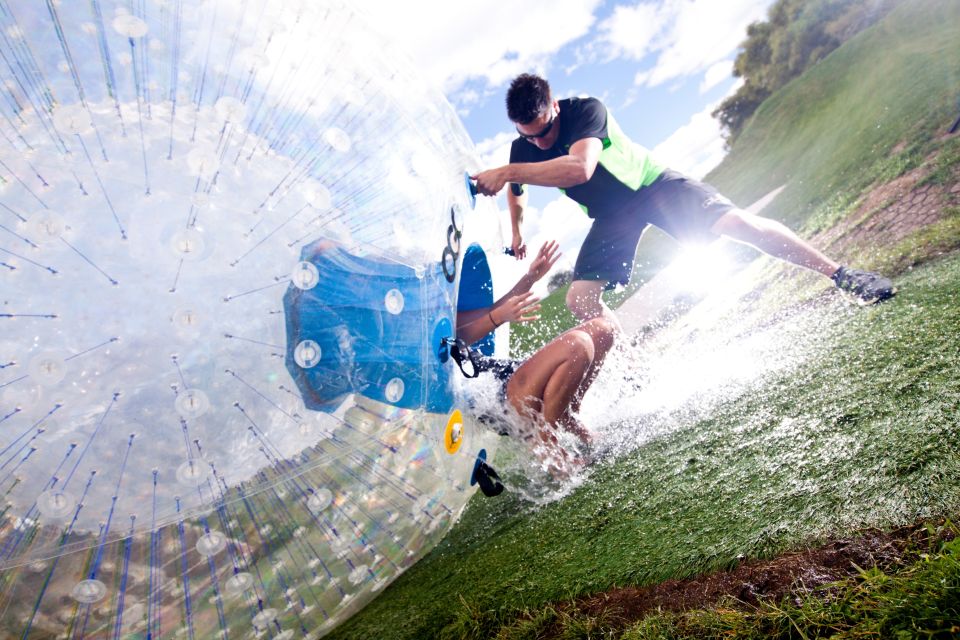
471, 74, 895, 325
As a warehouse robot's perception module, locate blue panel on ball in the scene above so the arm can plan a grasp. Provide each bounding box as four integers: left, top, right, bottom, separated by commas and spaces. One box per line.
284, 240, 455, 412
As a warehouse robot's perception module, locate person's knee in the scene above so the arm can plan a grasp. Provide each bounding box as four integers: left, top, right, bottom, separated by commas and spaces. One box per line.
564, 330, 596, 369
583, 317, 617, 352
710, 209, 751, 237
566, 281, 603, 320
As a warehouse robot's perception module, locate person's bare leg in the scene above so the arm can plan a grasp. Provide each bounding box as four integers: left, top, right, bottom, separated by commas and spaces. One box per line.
559, 317, 617, 442
506, 329, 594, 425
710, 209, 839, 277
565, 280, 623, 329
506, 319, 617, 450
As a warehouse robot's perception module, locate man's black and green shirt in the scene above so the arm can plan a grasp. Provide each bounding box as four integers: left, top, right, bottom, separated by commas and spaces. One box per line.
508, 97, 664, 218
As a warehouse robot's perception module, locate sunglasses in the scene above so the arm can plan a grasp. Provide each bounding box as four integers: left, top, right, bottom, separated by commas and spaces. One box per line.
517, 113, 555, 141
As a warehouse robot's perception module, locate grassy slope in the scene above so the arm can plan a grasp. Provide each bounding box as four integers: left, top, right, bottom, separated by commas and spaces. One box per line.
513, 0, 960, 356
335, 255, 960, 639
333, 1, 960, 637
706, 0, 960, 232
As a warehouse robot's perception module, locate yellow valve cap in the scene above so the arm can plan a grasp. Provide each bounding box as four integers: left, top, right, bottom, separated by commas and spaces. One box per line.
444, 410, 464, 454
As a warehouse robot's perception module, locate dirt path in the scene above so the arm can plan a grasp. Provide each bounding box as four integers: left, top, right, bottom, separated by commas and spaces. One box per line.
814, 152, 960, 265
548, 520, 951, 637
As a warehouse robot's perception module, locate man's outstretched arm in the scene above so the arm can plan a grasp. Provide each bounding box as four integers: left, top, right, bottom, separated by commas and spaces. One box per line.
471, 137, 602, 196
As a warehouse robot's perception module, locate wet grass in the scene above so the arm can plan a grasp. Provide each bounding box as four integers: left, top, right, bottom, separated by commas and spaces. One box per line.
331, 250, 960, 639
495, 522, 960, 639
329, 2, 960, 637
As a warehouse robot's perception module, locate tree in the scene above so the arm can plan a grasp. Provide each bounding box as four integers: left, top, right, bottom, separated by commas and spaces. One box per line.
713, 0, 902, 147
547, 269, 572, 293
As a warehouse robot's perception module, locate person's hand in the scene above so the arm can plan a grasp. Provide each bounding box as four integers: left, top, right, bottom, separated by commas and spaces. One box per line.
470, 167, 508, 196
492, 291, 541, 325
511, 233, 526, 260
527, 240, 561, 282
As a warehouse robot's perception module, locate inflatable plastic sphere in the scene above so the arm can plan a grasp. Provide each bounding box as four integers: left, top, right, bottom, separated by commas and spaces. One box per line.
0, 1, 499, 637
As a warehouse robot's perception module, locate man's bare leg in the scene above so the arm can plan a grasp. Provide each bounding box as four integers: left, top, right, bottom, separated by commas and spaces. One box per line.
710, 209, 839, 277
565, 279, 623, 329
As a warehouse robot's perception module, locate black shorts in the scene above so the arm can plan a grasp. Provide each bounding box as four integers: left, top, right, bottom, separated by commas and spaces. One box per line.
476, 356, 521, 400
474, 357, 522, 435
572, 170, 736, 288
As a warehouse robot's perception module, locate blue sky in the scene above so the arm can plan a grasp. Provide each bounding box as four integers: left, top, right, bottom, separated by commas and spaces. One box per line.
356, 0, 776, 274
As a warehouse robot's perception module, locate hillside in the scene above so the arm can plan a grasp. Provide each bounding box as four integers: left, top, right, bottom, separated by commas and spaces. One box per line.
331, 1, 960, 637
513, 0, 960, 356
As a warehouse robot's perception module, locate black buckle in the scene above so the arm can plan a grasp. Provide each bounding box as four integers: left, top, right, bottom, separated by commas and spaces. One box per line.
442, 337, 480, 379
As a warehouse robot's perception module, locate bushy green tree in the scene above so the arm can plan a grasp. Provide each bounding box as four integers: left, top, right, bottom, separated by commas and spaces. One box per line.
714, 0, 902, 145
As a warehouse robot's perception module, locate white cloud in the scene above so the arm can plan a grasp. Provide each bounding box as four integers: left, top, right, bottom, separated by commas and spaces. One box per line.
600, 0, 771, 88
597, 2, 667, 60
699, 59, 733, 94
474, 131, 516, 173
651, 83, 742, 179
353, 0, 603, 95
485, 195, 592, 300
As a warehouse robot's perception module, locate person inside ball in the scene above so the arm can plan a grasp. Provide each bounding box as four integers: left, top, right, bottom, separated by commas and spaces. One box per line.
454, 240, 616, 475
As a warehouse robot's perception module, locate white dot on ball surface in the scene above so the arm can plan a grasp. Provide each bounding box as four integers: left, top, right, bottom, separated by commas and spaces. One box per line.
301, 183, 331, 209
215, 96, 247, 122
38, 490, 75, 518
224, 572, 254, 596
169, 228, 206, 260
176, 459, 212, 486
52, 108, 92, 135
175, 389, 210, 418
384, 378, 404, 403
252, 609, 277, 628
28, 212, 65, 243
28, 353, 66, 386
307, 488, 333, 513
324, 128, 351, 152
173, 309, 201, 330
348, 565, 368, 586
384, 289, 404, 315
291, 261, 319, 290
294, 340, 321, 368
112, 15, 148, 38
196, 531, 227, 557
186, 148, 220, 177
71, 579, 108, 604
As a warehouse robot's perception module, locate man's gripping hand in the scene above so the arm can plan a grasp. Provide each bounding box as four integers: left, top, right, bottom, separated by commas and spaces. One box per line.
470, 167, 509, 197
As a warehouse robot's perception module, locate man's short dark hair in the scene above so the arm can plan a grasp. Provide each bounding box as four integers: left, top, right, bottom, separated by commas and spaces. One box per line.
506, 74, 551, 124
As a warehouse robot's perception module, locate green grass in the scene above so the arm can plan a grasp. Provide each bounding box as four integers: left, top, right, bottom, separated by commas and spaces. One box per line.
619, 548, 960, 640
329, 2, 960, 637
488, 522, 960, 640
705, 0, 960, 233
331, 248, 960, 639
